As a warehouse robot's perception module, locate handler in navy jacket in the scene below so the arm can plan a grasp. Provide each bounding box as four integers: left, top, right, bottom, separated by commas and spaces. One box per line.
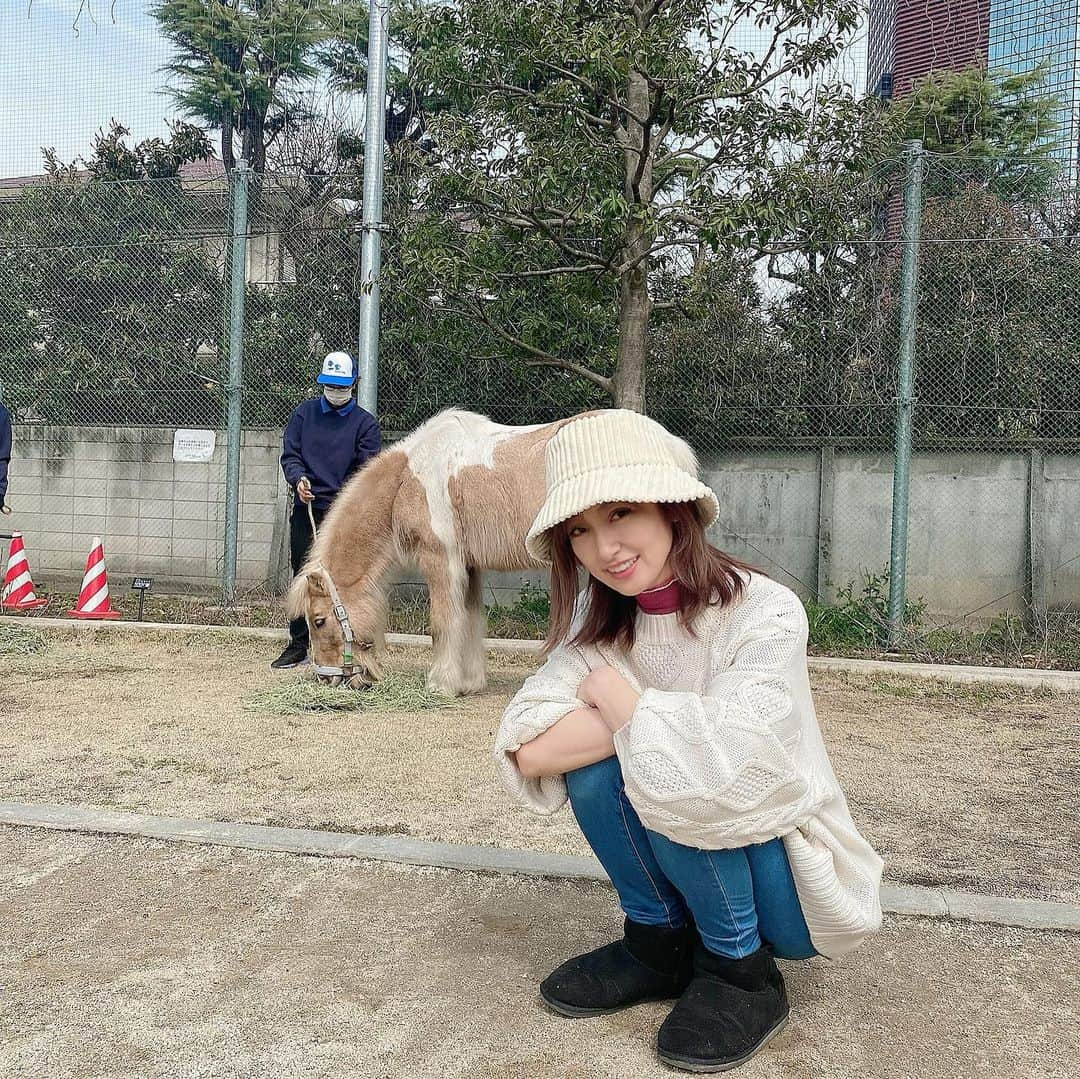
0, 400, 12, 513
273, 351, 382, 669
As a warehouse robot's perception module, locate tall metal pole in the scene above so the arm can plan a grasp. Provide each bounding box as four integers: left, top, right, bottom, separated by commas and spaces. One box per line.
223, 159, 250, 603
357, 0, 389, 415
887, 140, 924, 647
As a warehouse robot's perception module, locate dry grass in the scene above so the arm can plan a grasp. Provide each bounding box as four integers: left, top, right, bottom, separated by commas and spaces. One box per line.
0, 624, 47, 658
243, 671, 463, 716
2, 628, 1077, 904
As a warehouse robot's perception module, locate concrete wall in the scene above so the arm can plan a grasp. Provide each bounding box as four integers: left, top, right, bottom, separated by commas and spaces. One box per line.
828, 451, 1031, 618
6, 425, 289, 594
5, 425, 1076, 620
1044, 453, 1080, 611
703, 451, 821, 597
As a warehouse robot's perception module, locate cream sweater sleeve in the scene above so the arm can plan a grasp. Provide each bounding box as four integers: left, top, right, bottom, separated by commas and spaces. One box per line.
613, 586, 827, 847
493, 640, 593, 814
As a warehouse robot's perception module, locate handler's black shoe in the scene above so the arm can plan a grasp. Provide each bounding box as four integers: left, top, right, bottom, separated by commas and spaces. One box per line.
270, 643, 309, 670
539, 918, 695, 1018
657, 943, 789, 1073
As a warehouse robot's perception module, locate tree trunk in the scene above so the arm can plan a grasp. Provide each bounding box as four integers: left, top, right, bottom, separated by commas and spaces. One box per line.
239, 106, 267, 173
251, 113, 266, 174
221, 106, 235, 171
614, 66, 653, 413
615, 254, 649, 411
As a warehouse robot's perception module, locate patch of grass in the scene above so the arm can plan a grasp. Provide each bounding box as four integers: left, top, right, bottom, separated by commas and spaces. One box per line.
806, 568, 926, 651
0, 623, 48, 657
385, 590, 432, 635
36, 589, 284, 628
921, 610, 1080, 671
487, 584, 549, 641
856, 672, 1051, 706
120, 754, 220, 777
867, 679, 921, 700
385, 585, 549, 640
243, 668, 461, 716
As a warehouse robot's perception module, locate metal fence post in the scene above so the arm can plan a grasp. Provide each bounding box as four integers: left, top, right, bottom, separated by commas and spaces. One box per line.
357, 0, 390, 416
887, 140, 924, 647
222, 160, 250, 603
1026, 445, 1047, 631
816, 442, 835, 603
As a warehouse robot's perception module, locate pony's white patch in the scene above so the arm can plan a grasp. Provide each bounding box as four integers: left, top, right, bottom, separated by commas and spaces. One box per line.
398, 411, 544, 694
399, 410, 544, 560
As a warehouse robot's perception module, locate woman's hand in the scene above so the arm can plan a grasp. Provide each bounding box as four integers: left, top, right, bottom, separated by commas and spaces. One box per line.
578, 666, 640, 733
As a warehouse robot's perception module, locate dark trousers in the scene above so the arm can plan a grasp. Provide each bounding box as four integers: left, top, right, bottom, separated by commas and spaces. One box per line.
287, 502, 328, 651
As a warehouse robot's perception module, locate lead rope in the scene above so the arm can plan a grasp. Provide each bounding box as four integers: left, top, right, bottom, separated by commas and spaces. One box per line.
305, 498, 356, 676
303, 497, 356, 678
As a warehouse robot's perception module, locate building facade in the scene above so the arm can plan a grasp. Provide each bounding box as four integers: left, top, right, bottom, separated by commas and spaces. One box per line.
867, 0, 1080, 173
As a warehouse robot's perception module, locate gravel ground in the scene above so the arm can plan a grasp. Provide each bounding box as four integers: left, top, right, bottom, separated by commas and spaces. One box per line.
1, 629, 1077, 903
1, 827, 1077, 1079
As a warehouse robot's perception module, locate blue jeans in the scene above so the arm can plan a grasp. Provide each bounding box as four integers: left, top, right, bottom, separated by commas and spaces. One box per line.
566, 755, 816, 961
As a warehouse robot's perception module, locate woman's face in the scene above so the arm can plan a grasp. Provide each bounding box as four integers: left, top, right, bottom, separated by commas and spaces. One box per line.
566, 501, 674, 596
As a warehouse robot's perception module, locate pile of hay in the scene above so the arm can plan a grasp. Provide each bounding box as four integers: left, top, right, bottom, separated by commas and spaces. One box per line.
244, 668, 461, 716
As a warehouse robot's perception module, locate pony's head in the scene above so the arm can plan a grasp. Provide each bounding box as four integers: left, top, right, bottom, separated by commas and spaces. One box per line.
286, 564, 387, 688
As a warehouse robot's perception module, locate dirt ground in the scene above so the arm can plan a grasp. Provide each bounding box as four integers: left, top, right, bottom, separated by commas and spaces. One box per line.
1, 629, 1077, 903
2, 828, 1078, 1079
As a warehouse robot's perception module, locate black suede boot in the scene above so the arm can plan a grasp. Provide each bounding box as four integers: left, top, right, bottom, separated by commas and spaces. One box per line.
657, 943, 789, 1072
539, 918, 696, 1018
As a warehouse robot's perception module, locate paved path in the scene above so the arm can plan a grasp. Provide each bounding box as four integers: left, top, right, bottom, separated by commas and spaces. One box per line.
2, 828, 1077, 1079
3, 801, 1078, 933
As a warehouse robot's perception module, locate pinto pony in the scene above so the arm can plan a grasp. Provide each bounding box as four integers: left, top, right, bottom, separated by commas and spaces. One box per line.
286, 409, 585, 696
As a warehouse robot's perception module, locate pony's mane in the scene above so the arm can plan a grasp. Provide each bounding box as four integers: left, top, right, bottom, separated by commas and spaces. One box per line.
307, 449, 404, 566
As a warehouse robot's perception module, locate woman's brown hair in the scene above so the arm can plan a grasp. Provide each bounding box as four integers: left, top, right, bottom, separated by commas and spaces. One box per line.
543, 501, 759, 656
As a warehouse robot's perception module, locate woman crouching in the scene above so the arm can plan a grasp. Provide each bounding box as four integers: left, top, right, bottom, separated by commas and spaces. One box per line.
494, 409, 883, 1073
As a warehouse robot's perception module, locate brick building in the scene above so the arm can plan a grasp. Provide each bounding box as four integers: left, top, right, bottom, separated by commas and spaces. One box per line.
867, 0, 1080, 175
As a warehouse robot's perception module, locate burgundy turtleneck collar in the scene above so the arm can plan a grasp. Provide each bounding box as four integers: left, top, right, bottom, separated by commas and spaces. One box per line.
635, 577, 681, 615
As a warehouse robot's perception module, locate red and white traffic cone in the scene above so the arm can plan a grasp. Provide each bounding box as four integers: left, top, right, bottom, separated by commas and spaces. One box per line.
1, 531, 49, 611
66, 536, 121, 620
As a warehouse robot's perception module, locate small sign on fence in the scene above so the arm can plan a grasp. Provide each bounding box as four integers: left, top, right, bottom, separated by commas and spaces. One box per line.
131, 576, 153, 622
173, 429, 216, 463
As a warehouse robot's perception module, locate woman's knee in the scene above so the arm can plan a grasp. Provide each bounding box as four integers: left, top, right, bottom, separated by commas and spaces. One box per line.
565, 754, 623, 812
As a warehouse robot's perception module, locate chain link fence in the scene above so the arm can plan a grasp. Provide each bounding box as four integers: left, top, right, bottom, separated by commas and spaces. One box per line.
894, 150, 1080, 660
0, 150, 1077, 660
0, 170, 235, 597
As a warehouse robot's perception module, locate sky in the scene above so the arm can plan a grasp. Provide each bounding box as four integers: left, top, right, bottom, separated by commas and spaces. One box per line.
0, 1, 178, 178
0, 1, 868, 181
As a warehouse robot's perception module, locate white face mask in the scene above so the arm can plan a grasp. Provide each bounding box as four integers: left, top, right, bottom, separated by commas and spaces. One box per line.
323, 385, 353, 407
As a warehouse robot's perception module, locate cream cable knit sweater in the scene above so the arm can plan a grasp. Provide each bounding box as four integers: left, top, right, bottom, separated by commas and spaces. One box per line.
494, 573, 884, 960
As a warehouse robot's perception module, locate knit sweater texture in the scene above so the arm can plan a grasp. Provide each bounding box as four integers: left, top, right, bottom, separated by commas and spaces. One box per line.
494, 572, 884, 960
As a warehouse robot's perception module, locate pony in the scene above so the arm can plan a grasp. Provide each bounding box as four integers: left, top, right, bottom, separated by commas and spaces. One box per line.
286, 409, 589, 696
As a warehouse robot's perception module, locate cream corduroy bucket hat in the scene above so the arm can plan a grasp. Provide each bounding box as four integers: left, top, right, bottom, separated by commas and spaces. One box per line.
525, 410, 720, 563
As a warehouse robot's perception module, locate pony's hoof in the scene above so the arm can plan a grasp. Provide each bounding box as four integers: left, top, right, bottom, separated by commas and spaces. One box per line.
425, 672, 485, 697
425, 676, 460, 697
